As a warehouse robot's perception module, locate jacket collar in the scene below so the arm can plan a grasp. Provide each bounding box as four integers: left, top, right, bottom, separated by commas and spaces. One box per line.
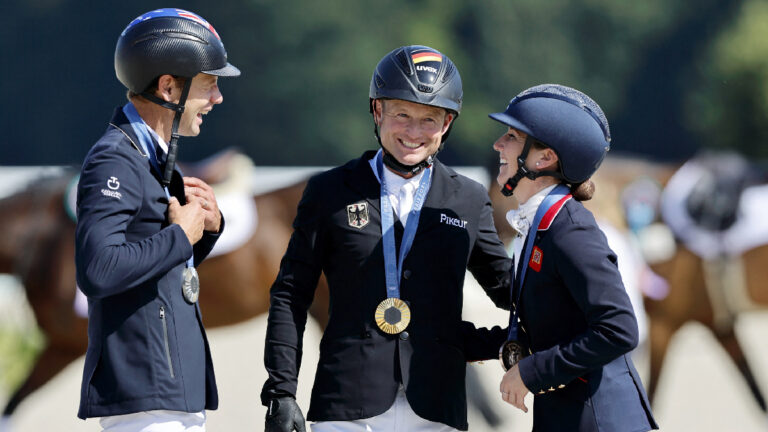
537, 194, 572, 231
108, 106, 148, 158
342, 150, 461, 219
107, 106, 181, 187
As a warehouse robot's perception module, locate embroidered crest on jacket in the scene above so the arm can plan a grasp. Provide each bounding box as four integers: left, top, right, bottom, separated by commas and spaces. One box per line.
347, 202, 369, 228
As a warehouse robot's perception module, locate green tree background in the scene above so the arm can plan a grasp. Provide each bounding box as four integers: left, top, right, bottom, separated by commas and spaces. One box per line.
2, 0, 766, 167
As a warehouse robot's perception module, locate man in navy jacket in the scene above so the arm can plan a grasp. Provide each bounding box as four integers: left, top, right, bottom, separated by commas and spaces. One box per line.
75, 9, 239, 430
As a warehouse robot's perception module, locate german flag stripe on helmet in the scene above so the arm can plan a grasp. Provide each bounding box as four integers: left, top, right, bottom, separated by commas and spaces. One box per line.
412, 52, 442, 64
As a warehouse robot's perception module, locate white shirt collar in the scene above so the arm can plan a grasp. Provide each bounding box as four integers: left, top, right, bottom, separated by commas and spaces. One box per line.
505, 184, 558, 236
368, 149, 431, 226
508, 184, 558, 275
146, 124, 169, 155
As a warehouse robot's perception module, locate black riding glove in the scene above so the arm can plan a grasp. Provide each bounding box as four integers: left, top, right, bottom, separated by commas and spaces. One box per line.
265, 396, 306, 432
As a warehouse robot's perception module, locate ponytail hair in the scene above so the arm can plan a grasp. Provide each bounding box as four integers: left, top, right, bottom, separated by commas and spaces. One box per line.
570, 179, 595, 201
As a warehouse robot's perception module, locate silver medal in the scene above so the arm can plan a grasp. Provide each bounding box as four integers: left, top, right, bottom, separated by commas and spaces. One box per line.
182, 267, 200, 303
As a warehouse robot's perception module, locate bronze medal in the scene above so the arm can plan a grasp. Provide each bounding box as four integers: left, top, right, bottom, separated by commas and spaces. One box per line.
499, 340, 527, 371
374, 298, 411, 334
182, 267, 200, 304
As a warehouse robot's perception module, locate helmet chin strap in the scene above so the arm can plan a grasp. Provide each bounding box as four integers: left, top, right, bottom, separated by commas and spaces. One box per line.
141, 78, 192, 188
500, 136, 563, 197
372, 123, 439, 177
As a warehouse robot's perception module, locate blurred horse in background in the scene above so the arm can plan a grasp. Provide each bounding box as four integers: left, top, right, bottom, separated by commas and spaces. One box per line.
0, 172, 85, 423
642, 152, 768, 413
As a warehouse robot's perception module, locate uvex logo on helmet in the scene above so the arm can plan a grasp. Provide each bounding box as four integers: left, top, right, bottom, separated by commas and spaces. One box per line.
411, 50, 442, 84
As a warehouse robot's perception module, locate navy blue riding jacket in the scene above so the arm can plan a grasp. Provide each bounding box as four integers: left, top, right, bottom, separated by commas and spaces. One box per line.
75, 107, 222, 419
515, 196, 657, 431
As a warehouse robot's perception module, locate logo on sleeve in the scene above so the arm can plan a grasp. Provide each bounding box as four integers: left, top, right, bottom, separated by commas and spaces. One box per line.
101, 176, 123, 199
529, 246, 543, 272
107, 176, 120, 190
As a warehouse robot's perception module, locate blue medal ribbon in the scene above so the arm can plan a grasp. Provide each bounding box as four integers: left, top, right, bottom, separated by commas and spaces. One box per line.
376, 151, 432, 300
507, 184, 570, 341
122, 103, 194, 269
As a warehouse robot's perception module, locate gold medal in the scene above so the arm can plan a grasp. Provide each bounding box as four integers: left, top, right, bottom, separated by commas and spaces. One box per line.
374, 298, 411, 334
499, 340, 527, 371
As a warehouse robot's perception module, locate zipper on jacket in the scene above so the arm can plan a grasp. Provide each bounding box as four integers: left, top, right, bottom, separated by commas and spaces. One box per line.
159, 306, 175, 378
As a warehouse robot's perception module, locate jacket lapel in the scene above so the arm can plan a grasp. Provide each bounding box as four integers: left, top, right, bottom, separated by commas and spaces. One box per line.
417, 159, 460, 233
342, 150, 382, 215
108, 106, 182, 195
514, 231, 536, 295
341, 154, 460, 234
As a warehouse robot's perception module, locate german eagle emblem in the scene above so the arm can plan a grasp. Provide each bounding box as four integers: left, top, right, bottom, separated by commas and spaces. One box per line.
347, 202, 369, 229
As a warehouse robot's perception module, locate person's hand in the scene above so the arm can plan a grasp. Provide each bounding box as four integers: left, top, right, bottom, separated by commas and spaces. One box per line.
168, 196, 205, 245
183, 176, 221, 232
500, 364, 530, 413
265, 397, 306, 432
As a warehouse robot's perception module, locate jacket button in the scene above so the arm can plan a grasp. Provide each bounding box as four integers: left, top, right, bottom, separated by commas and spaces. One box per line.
403, 269, 412, 279
399, 331, 410, 341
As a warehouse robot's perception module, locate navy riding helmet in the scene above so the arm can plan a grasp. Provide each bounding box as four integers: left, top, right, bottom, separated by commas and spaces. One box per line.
114, 8, 240, 186
369, 45, 463, 176
489, 84, 611, 196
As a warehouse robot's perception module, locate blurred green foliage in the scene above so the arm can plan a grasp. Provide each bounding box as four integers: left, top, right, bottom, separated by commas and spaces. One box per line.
688, 0, 768, 159
0, 327, 44, 396
1, 0, 766, 166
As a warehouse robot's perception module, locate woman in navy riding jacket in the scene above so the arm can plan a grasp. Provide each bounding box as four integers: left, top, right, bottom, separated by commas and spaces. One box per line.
490, 84, 658, 432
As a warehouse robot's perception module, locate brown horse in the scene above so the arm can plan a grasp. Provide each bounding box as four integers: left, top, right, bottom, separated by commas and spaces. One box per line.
644, 242, 768, 412
487, 154, 768, 414
0, 163, 331, 419
641, 156, 768, 413
0, 172, 86, 419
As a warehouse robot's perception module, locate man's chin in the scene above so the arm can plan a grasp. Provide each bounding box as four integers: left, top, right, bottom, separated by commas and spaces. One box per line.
397, 157, 423, 167
178, 128, 200, 138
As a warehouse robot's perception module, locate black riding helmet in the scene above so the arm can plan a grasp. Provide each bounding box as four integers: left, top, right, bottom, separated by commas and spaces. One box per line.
114, 8, 240, 187
369, 45, 462, 176
116, 9, 240, 96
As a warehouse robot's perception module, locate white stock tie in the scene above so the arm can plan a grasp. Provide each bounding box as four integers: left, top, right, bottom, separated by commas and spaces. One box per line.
398, 182, 414, 226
